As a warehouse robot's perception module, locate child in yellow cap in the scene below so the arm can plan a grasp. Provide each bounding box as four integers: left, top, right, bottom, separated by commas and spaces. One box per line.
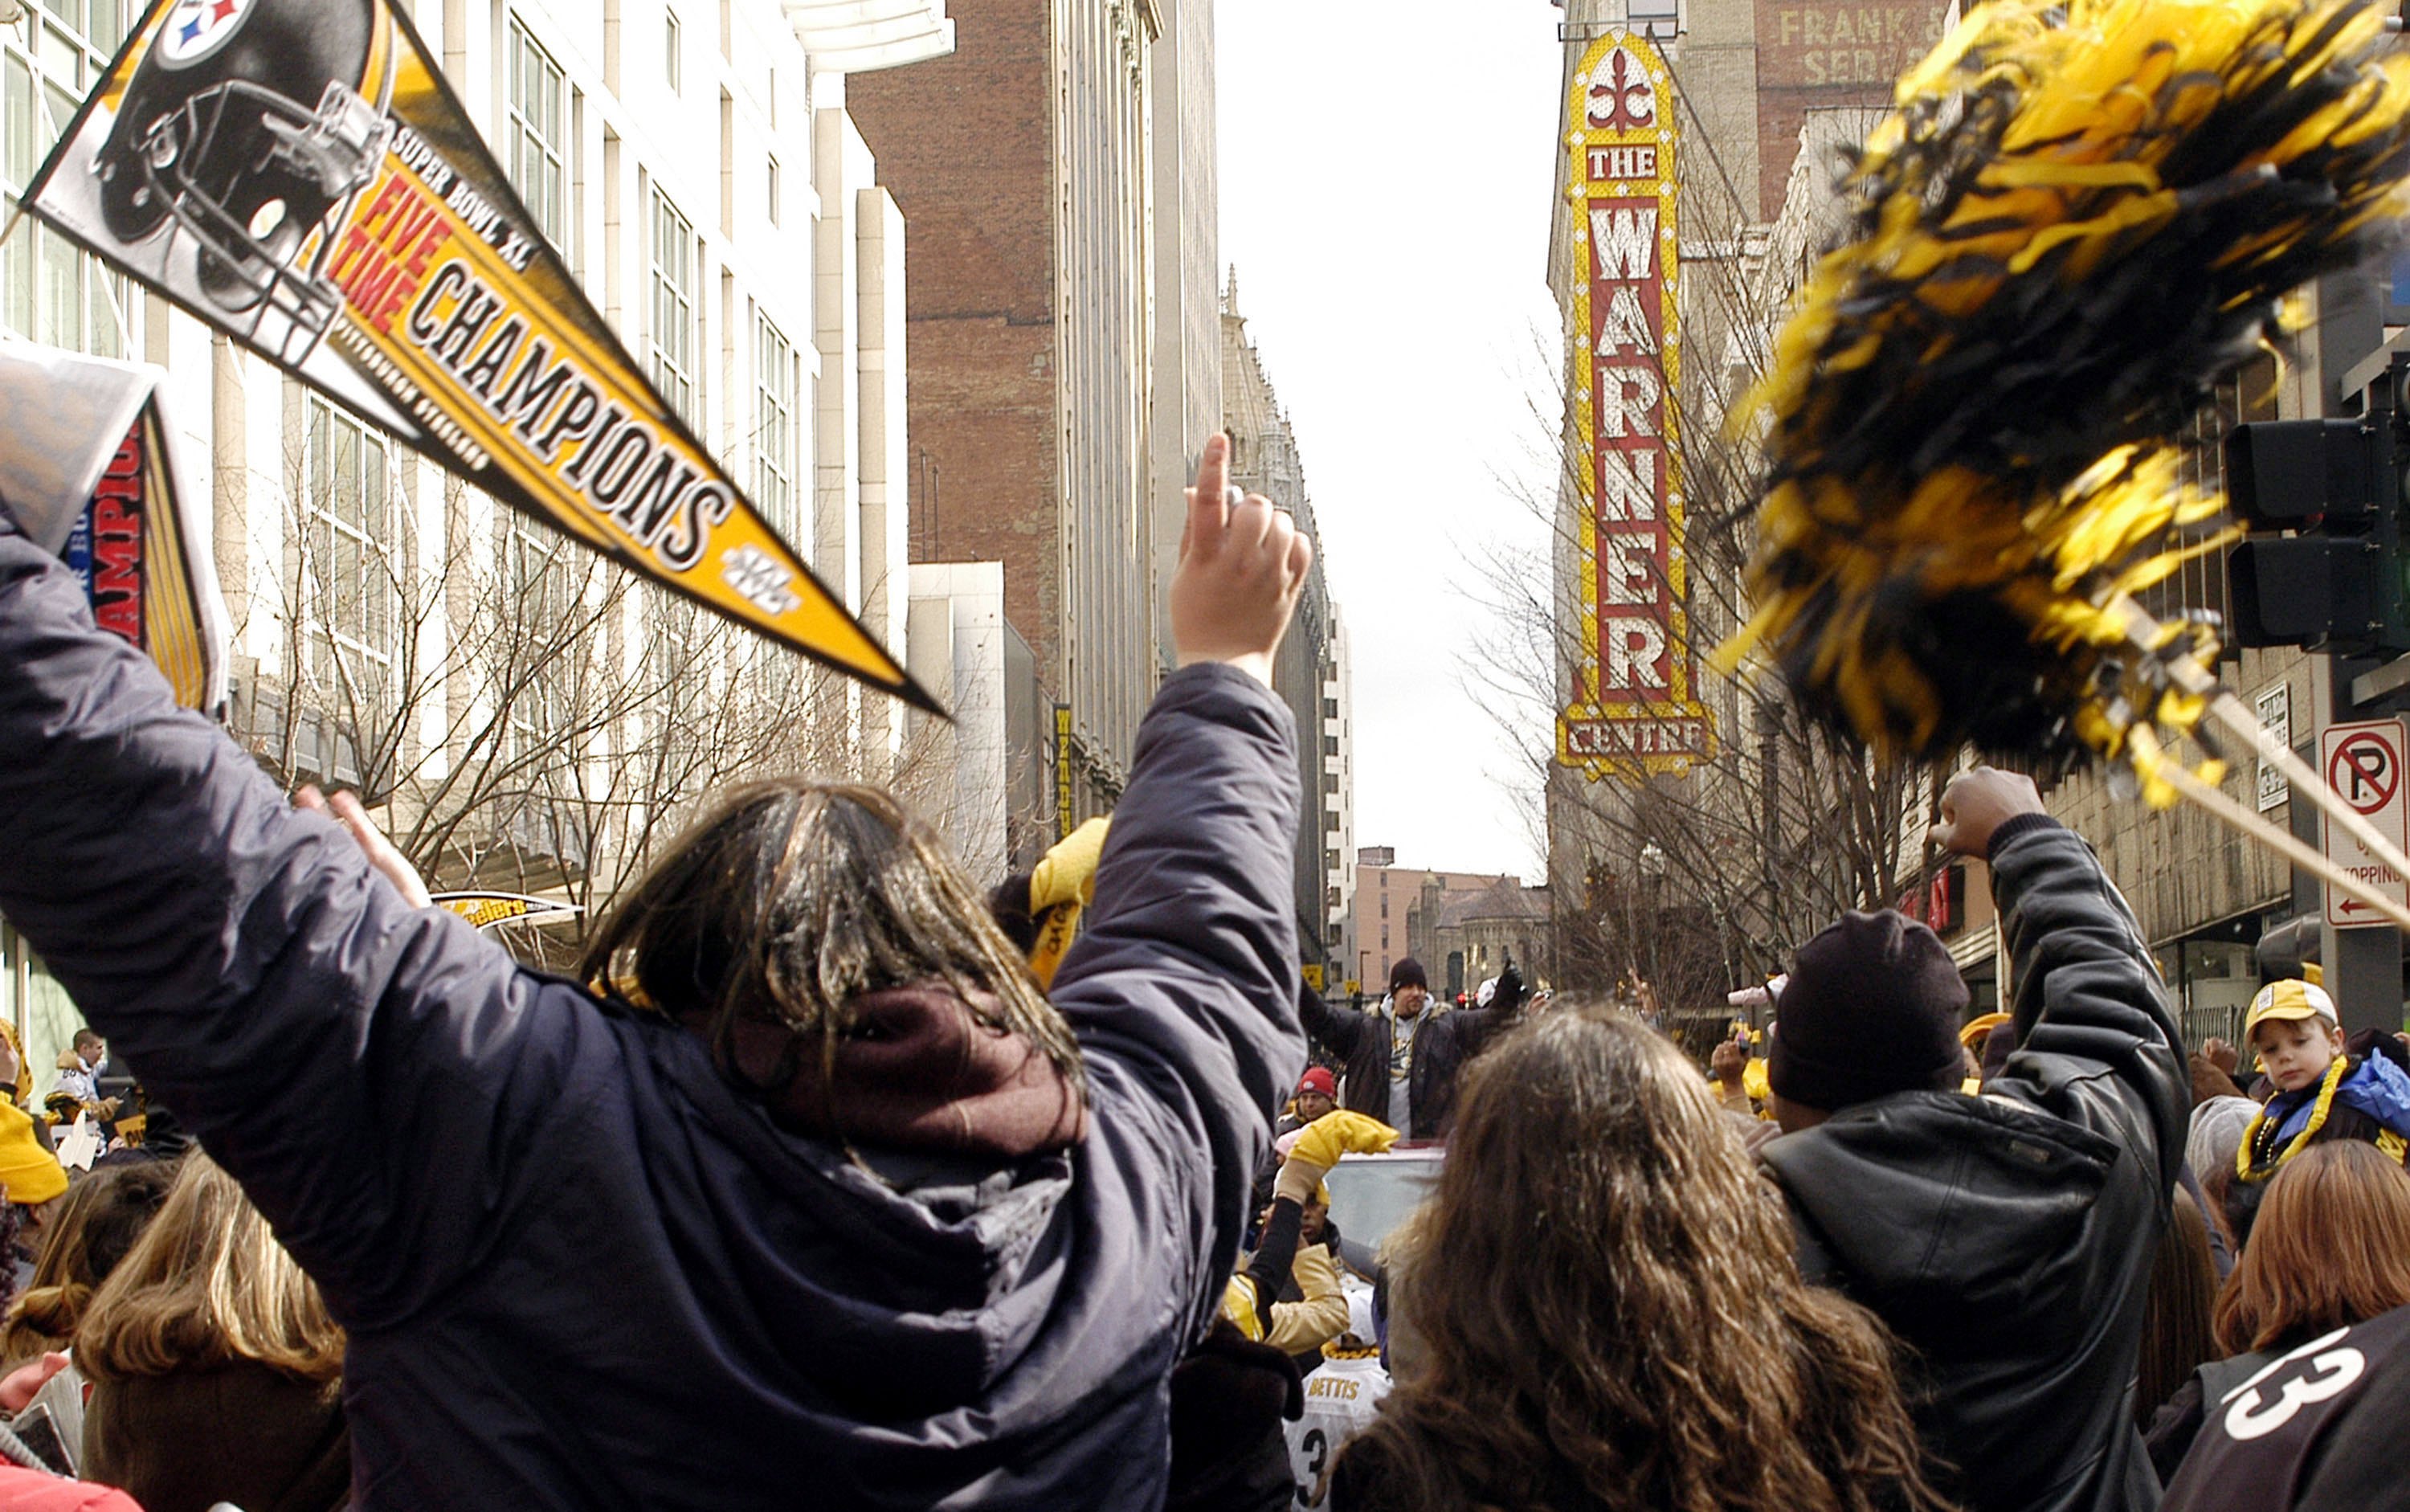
2232, 980, 2410, 1240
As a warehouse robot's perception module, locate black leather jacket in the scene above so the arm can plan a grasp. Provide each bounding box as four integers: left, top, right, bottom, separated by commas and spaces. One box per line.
1760, 817, 2187, 1512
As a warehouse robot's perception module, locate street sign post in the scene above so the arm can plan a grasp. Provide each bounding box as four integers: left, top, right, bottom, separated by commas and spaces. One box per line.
2322, 717, 2410, 927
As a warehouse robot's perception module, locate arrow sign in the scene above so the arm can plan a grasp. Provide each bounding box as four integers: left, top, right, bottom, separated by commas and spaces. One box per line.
2323, 719, 2410, 928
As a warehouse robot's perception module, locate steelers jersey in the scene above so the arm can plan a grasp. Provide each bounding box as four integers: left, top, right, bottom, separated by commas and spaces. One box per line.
1286, 1352, 1392, 1509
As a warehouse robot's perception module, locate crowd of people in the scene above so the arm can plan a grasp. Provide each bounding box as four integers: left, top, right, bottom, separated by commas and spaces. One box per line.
0, 433, 2405, 1510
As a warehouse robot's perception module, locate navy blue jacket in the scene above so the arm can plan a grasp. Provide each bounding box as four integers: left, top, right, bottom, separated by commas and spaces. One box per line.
0, 515, 1304, 1510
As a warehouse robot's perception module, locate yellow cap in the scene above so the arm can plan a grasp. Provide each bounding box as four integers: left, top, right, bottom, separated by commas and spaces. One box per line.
1959, 1011, 2012, 1051
2245, 979, 2337, 1038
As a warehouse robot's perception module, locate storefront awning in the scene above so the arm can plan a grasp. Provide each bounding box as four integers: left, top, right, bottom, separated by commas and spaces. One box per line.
782, 0, 955, 72
1949, 922, 1998, 975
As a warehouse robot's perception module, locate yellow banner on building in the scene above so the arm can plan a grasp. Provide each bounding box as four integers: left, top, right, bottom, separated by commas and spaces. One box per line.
1557, 31, 1716, 783
22, 0, 931, 710
432, 891, 582, 931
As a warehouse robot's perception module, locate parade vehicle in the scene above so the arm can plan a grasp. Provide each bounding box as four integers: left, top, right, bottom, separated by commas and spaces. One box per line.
1320, 1142, 1442, 1273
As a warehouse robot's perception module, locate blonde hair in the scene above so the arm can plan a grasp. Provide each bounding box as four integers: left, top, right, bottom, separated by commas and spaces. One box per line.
76, 1152, 344, 1385
0, 1160, 175, 1367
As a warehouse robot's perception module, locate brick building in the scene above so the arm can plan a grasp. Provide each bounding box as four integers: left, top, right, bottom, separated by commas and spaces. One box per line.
848, 0, 1219, 848
1350, 848, 1522, 999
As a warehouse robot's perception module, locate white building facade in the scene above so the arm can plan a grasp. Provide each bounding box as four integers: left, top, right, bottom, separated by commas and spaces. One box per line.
0, 0, 1004, 1069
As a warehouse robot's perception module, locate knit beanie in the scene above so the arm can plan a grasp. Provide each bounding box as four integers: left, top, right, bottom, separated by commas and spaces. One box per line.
1768, 909, 1968, 1112
1389, 958, 1427, 994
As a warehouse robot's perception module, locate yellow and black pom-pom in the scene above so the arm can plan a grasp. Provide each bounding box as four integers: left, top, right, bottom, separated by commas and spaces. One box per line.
1729, 0, 2410, 770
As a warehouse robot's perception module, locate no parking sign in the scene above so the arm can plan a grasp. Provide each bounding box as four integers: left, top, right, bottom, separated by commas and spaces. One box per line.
2322, 718, 2410, 927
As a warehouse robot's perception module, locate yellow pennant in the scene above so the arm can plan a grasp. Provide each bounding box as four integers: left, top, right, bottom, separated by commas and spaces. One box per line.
0, 346, 226, 714
22, 0, 933, 710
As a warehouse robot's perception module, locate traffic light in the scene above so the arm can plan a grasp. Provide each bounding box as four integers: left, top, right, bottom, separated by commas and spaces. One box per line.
2223, 376, 2410, 652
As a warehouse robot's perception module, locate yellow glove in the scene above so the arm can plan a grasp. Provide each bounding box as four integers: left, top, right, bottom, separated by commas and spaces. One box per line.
1276, 1110, 1398, 1205
1288, 1109, 1398, 1170
1031, 818, 1109, 913
1027, 818, 1110, 989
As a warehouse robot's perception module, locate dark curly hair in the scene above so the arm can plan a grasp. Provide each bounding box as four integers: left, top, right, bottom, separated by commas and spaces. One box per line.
1335, 1005, 1947, 1512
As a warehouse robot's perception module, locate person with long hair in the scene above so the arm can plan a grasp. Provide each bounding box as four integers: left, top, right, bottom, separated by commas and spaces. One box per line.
2155, 1142, 2410, 1508
0, 436, 1312, 1510
0, 1160, 175, 1370
75, 1152, 346, 1512
2134, 1186, 2218, 1477
1328, 1007, 1945, 1512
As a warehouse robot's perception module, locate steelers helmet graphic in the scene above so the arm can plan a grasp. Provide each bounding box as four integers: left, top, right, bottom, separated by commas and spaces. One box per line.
92, 0, 395, 358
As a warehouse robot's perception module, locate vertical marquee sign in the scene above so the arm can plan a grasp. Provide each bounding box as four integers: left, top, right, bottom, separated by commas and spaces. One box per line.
1557, 31, 1716, 783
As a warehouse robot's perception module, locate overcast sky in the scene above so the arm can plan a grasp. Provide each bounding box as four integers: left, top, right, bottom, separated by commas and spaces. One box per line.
1217, 3, 1564, 879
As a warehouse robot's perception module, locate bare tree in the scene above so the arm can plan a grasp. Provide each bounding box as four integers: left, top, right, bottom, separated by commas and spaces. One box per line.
228, 404, 948, 969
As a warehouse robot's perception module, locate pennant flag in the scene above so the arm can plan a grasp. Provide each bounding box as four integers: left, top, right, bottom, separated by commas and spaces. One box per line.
20, 0, 934, 711
432, 891, 583, 932
0, 345, 227, 715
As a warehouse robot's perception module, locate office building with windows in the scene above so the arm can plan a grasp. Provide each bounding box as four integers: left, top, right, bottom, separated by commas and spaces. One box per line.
0, 0, 986, 1065
845, 0, 1220, 850
1220, 271, 1342, 982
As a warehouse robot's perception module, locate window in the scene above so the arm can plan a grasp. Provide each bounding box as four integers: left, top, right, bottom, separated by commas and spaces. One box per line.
1379, 896, 1389, 919
1323, 697, 1338, 719
504, 18, 569, 254
300, 399, 397, 710
649, 189, 697, 423
1325, 850, 1340, 871
1324, 811, 1338, 833
2, 2, 129, 355
754, 312, 798, 539
665, 8, 682, 92
501, 519, 574, 762
1323, 735, 1339, 757
766, 157, 780, 227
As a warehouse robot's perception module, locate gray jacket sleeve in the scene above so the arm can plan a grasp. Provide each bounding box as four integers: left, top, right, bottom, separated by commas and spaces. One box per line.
0, 517, 587, 1326
1048, 663, 1305, 1338
1984, 816, 2188, 1195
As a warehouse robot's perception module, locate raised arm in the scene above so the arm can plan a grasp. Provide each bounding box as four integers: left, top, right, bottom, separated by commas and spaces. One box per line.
1931, 766, 2186, 1187
1297, 980, 1370, 1062
1048, 435, 1313, 1330
0, 515, 578, 1322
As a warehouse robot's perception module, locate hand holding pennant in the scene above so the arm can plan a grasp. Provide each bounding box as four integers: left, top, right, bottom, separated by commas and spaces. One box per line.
20, 0, 936, 712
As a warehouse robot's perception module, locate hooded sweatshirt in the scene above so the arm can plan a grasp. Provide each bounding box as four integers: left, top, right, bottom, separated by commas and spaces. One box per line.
0, 516, 1305, 1512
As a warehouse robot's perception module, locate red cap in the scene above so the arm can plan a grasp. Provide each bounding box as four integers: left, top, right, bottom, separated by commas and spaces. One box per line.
1297, 1066, 1338, 1099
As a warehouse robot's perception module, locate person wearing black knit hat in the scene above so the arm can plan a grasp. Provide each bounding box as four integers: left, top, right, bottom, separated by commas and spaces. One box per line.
1297, 958, 1454, 1138
1757, 767, 2186, 1512
1767, 910, 1967, 1115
